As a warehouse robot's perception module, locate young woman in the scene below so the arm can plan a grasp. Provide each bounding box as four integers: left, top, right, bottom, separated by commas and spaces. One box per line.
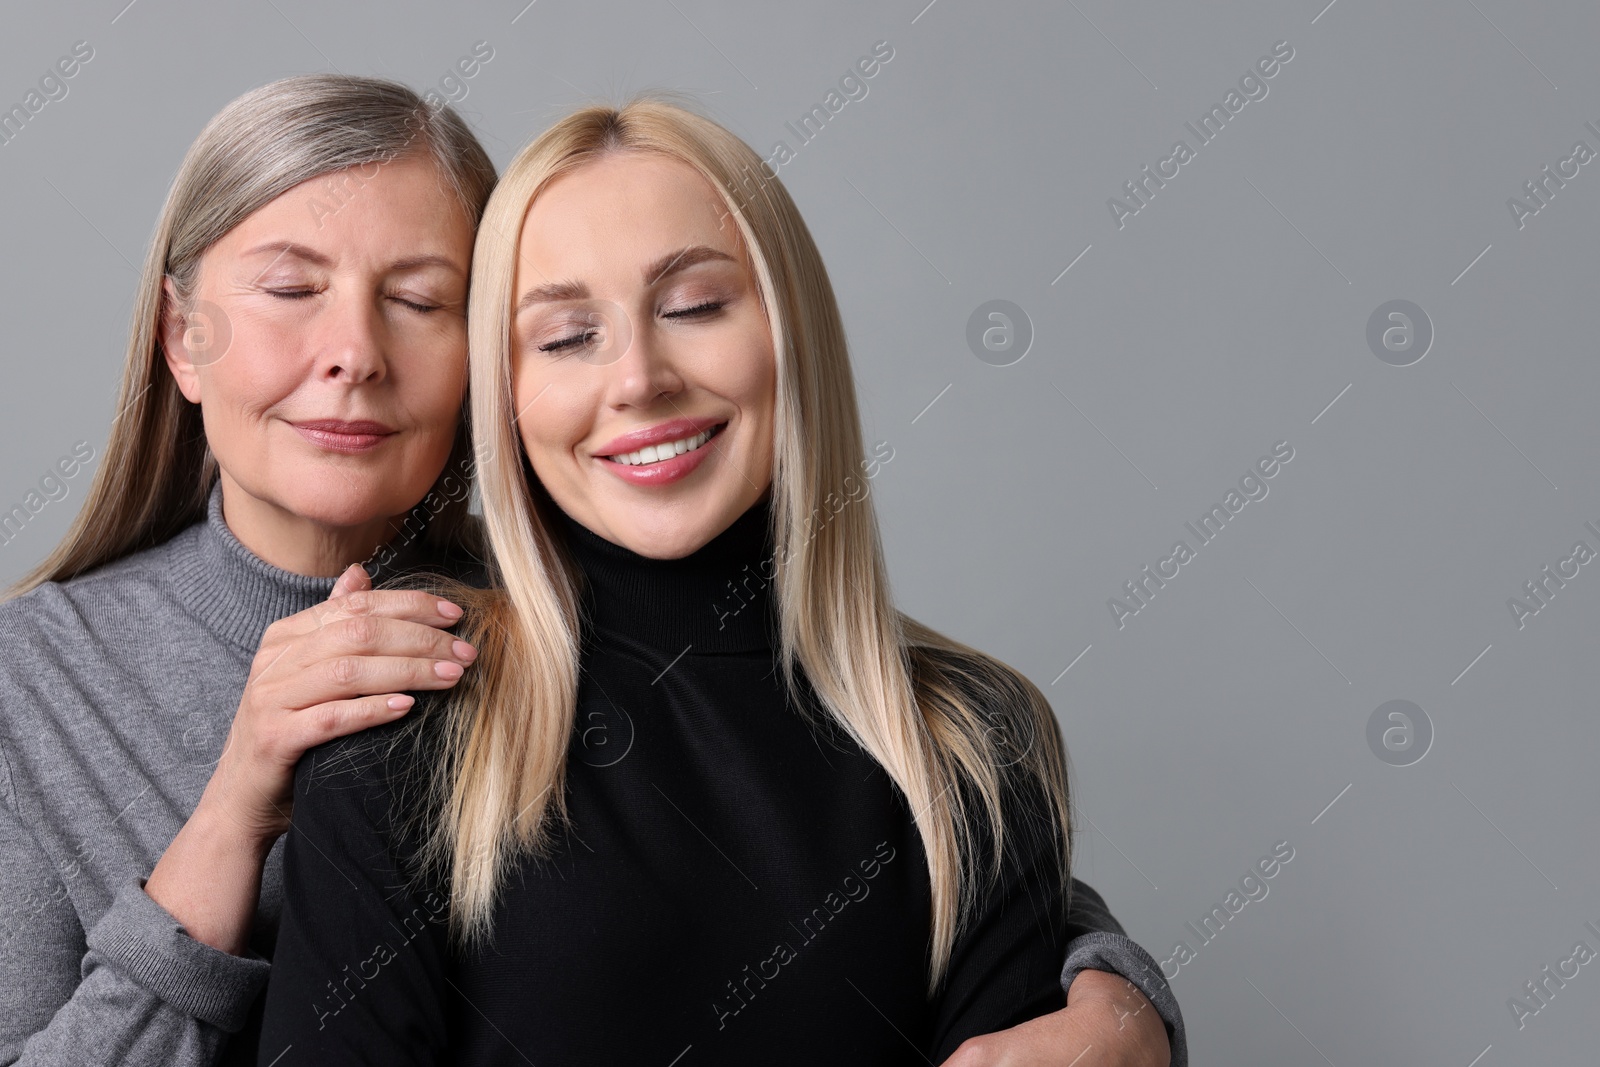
0, 75, 497, 1064
258, 99, 1181, 1065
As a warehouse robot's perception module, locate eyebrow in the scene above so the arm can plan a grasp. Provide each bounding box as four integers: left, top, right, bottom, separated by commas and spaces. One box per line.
643, 244, 735, 285
243, 241, 332, 269
388, 253, 466, 275
514, 244, 737, 315
241, 241, 465, 275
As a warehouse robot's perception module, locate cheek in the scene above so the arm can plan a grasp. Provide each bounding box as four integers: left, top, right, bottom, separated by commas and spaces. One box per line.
511, 358, 594, 471
191, 365, 283, 474
199, 345, 295, 420
201, 306, 312, 416
396, 333, 469, 427
722, 326, 777, 425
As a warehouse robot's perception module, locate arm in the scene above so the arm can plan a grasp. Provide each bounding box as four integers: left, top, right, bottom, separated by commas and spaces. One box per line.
0, 572, 469, 1066
1057, 878, 1186, 1067
928, 779, 1075, 1064
930, 793, 1183, 1067
942, 966, 1172, 1067
257, 720, 452, 1065
935, 875, 1183, 1067
144, 571, 472, 955
0, 760, 257, 1067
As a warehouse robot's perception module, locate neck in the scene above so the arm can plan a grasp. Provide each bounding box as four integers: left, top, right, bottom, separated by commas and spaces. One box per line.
172, 480, 444, 652
217, 471, 400, 578
551, 495, 780, 655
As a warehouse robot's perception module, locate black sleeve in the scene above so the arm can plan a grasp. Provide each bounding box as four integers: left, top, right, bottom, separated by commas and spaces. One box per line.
1064, 877, 1127, 939
257, 719, 453, 1066
927, 775, 1073, 1064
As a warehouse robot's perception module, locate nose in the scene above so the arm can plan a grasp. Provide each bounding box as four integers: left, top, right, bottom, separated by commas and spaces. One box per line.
604, 310, 682, 410
314, 290, 387, 384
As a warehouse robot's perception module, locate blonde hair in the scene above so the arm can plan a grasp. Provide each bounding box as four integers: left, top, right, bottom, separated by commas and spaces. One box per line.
423, 97, 1072, 994
8, 74, 498, 598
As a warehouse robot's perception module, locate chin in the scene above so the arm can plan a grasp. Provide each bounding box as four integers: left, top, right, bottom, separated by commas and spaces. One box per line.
601, 498, 747, 560
629, 533, 715, 560
277, 482, 418, 530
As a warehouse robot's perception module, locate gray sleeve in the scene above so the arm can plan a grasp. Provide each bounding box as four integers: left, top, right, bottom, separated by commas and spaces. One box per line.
0, 784, 87, 1064
1061, 878, 1187, 1067
0, 749, 268, 1066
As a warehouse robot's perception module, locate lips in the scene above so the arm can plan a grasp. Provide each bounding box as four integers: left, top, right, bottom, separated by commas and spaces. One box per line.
594, 416, 727, 459
596, 421, 725, 486
290, 419, 397, 454
604, 424, 725, 466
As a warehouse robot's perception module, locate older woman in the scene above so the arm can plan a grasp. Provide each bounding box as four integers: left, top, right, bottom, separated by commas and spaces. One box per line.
260, 98, 1182, 1066
0, 75, 495, 1064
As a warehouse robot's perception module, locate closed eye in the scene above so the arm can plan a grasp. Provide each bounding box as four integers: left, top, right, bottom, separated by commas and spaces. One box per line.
390, 296, 441, 313
263, 289, 442, 314
663, 300, 722, 319
538, 331, 597, 353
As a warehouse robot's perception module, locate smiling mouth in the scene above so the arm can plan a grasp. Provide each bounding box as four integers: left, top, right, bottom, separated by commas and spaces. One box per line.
602, 422, 727, 466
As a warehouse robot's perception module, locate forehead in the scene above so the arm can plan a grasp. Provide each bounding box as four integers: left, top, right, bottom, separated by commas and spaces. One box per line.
222, 154, 472, 258
515, 152, 740, 278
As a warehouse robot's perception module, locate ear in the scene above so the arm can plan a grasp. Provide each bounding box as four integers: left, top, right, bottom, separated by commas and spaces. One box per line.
159, 276, 203, 404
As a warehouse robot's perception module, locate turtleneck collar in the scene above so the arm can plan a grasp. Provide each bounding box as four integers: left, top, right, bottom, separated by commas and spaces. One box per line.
169, 482, 435, 653
551, 496, 780, 655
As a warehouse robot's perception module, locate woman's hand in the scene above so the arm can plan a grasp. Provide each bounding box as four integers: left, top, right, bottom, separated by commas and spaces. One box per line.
200, 564, 476, 841
144, 565, 477, 954
939, 969, 1170, 1067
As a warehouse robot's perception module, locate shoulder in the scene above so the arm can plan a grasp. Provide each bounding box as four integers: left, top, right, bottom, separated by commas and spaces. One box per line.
292, 699, 449, 860
297, 711, 425, 803
0, 532, 197, 719
907, 636, 1061, 773
0, 529, 195, 646
0, 536, 204, 820
902, 638, 1069, 894
906, 632, 1048, 713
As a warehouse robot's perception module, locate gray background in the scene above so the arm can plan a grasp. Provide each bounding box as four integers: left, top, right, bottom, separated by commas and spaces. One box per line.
2, 0, 1594, 1063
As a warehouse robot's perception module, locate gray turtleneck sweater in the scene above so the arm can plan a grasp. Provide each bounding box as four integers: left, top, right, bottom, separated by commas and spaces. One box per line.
0, 486, 1184, 1066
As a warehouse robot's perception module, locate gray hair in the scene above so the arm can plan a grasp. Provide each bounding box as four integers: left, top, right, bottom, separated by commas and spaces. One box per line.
163, 73, 496, 298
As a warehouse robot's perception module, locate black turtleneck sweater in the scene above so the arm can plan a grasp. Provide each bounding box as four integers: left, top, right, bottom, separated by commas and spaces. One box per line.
258, 497, 1073, 1065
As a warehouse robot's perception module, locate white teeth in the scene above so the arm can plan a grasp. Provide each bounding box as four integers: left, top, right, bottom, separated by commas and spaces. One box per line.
608, 427, 717, 466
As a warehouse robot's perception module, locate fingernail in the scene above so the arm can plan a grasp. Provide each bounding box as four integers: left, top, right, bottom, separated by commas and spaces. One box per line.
438, 601, 464, 620
387, 695, 415, 711
434, 661, 464, 680
452, 640, 477, 662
